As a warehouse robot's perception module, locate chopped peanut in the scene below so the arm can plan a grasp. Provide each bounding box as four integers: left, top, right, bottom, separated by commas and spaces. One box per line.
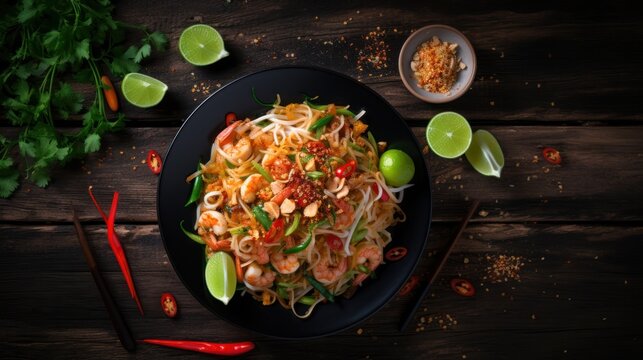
303, 201, 319, 217
280, 198, 296, 214
263, 201, 280, 219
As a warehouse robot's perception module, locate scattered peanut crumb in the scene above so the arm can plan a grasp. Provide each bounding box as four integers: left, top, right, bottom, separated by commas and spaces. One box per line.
356, 328, 363, 335
478, 210, 489, 217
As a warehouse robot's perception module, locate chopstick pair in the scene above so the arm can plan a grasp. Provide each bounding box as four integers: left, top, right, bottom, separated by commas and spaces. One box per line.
399, 199, 480, 331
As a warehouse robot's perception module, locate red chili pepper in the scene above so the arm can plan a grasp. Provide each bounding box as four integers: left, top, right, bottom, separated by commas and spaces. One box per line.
216, 122, 240, 147
88, 186, 144, 315
450, 278, 476, 297
142, 339, 255, 356
326, 234, 343, 251
335, 159, 357, 178
542, 147, 561, 164
399, 275, 420, 296
264, 218, 285, 243
225, 112, 238, 127
371, 183, 389, 201
146, 150, 162, 175
385, 246, 408, 261
160, 293, 178, 318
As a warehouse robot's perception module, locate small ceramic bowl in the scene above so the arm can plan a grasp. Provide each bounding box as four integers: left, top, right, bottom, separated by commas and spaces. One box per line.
398, 24, 476, 103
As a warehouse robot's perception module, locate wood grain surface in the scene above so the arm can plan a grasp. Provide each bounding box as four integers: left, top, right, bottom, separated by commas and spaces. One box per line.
1, 0, 642, 359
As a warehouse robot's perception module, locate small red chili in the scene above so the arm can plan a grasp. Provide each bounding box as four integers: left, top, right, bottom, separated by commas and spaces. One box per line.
326, 234, 343, 251
385, 246, 408, 261
225, 112, 238, 127
450, 278, 476, 297
335, 159, 357, 178
371, 183, 390, 201
160, 292, 178, 318
264, 218, 285, 243
146, 150, 162, 175
399, 275, 420, 296
542, 147, 561, 165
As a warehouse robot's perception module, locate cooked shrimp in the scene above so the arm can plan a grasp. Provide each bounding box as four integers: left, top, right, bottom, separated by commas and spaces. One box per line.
223, 137, 253, 162
252, 241, 270, 265
332, 198, 355, 230
204, 233, 231, 251
353, 242, 382, 286
312, 252, 348, 285
270, 251, 300, 274
198, 210, 228, 235
245, 263, 276, 288
261, 154, 293, 181
240, 174, 268, 203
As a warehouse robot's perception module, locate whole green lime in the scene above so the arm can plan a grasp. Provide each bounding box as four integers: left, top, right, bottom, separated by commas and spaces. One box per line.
379, 149, 415, 187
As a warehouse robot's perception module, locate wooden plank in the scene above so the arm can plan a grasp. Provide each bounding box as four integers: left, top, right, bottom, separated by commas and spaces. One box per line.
2, 1, 641, 124
112, 1, 643, 122
1, 223, 641, 358
1, 125, 642, 222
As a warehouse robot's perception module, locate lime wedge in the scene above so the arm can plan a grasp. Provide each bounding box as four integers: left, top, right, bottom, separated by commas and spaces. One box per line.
465, 130, 505, 177
179, 24, 229, 66
426, 112, 472, 159
205, 251, 237, 305
120, 73, 168, 108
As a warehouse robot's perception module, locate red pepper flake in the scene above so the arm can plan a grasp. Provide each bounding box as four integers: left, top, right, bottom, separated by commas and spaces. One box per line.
161, 292, 178, 318
542, 147, 561, 164
385, 246, 407, 261
146, 150, 163, 175
356, 27, 390, 74
399, 275, 420, 296
450, 278, 476, 297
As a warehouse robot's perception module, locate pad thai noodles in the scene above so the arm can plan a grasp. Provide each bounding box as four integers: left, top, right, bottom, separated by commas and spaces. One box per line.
186, 96, 412, 318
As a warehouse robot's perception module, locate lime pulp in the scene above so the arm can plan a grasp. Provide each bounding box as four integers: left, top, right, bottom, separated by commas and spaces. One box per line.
120, 73, 168, 108
205, 251, 237, 305
179, 24, 229, 66
425, 112, 472, 159
465, 130, 505, 177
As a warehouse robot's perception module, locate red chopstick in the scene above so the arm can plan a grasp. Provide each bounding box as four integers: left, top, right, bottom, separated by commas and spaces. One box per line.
89, 186, 144, 316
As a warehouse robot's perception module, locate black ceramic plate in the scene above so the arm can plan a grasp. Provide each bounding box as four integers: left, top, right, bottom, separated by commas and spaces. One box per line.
157, 66, 431, 338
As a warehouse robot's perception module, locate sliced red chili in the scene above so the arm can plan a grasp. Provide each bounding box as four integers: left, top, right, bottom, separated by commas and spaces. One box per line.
326, 234, 343, 251
225, 112, 238, 127
542, 147, 561, 165
335, 159, 357, 178
450, 278, 476, 297
264, 218, 285, 243
146, 150, 163, 175
385, 246, 408, 261
160, 292, 178, 318
399, 275, 420, 296
371, 183, 389, 201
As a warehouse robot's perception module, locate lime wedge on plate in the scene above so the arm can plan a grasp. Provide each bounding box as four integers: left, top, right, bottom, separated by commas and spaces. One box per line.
121, 73, 168, 108
426, 112, 472, 158
205, 251, 237, 305
179, 24, 229, 66
465, 130, 505, 177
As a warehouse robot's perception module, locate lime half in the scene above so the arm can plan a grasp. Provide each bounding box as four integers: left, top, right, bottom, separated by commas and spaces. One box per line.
121, 73, 168, 108
205, 251, 237, 305
179, 24, 229, 66
426, 112, 472, 159
465, 130, 505, 177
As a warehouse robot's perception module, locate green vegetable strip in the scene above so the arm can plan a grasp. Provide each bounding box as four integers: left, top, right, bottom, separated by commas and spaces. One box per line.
308, 114, 334, 131
349, 142, 365, 153
306, 171, 325, 179
304, 98, 327, 111
297, 296, 317, 305
251, 87, 275, 107
185, 164, 204, 207
336, 108, 356, 117
180, 220, 205, 245
252, 206, 272, 230
367, 131, 378, 156
283, 232, 312, 254
229, 226, 249, 235
225, 159, 237, 169
251, 161, 274, 182
305, 274, 335, 302
285, 212, 301, 236
314, 126, 324, 139
357, 264, 371, 274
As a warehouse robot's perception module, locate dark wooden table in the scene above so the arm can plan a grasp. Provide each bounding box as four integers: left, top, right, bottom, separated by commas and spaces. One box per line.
2, 1, 642, 358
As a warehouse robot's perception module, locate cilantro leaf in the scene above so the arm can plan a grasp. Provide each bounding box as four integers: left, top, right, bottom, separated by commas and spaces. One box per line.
52, 82, 83, 119
75, 38, 91, 61
109, 45, 140, 76
147, 31, 168, 51
134, 43, 151, 63
0, 167, 20, 198
84, 133, 101, 153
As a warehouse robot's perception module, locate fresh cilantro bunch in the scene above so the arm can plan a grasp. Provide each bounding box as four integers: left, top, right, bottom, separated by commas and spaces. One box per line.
0, 0, 167, 198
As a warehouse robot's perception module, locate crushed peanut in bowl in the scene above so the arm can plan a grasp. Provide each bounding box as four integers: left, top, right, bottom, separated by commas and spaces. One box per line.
411, 36, 467, 94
